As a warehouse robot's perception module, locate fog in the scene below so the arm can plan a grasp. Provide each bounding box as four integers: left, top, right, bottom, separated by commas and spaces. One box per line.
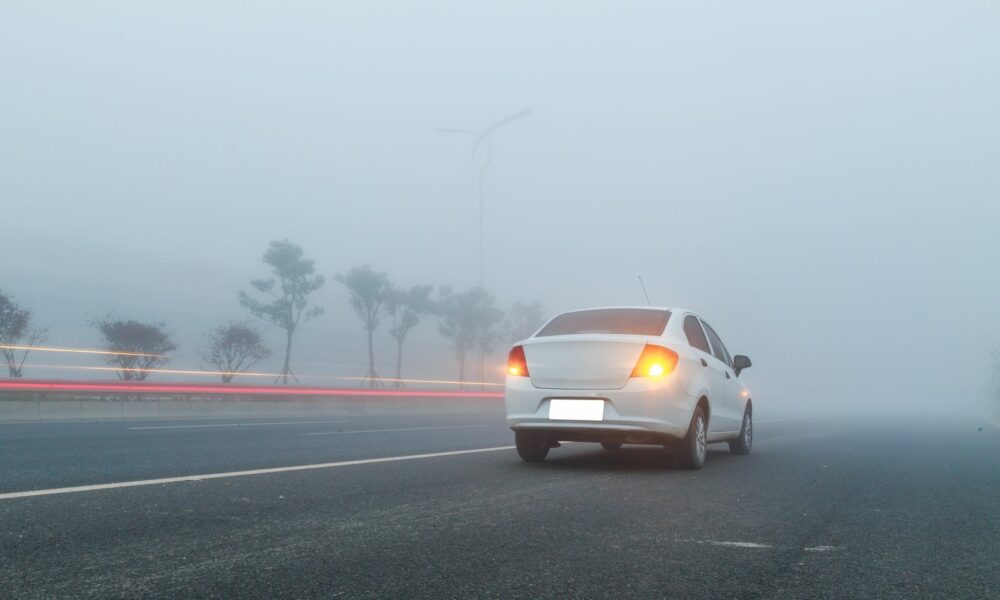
2, 2, 998, 416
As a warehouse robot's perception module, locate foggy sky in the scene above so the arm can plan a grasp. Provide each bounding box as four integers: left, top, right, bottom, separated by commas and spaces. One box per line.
2, 2, 998, 414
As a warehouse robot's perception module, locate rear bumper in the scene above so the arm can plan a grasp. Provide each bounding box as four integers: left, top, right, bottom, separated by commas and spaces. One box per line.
504, 375, 696, 442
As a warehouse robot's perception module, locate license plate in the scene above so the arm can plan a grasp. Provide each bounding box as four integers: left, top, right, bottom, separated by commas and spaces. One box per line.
548, 399, 604, 421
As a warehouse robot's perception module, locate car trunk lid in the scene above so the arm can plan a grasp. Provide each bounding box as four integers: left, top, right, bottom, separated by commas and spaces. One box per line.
522, 335, 649, 390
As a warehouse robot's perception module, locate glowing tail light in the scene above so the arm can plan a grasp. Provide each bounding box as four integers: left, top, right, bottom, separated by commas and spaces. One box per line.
507, 345, 530, 377
630, 344, 678, 378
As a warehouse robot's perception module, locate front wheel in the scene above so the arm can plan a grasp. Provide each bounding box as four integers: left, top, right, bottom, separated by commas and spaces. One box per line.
515, 431, 549, 462
729, 406, 752, 455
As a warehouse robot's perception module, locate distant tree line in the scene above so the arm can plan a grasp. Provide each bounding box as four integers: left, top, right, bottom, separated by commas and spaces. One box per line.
0, 239, 546, 387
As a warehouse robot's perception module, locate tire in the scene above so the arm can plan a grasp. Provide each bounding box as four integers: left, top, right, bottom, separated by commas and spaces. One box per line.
678, 406, 708, 470
601, 442, 622, 450
729, 405, 752, 455
515, 431, 549, 462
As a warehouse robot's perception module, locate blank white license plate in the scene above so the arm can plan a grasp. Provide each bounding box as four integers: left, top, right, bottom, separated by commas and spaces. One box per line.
548, 399, 605, 421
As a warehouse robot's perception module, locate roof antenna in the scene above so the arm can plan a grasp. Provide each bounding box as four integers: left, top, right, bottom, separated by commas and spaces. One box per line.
638, 275, 652, 306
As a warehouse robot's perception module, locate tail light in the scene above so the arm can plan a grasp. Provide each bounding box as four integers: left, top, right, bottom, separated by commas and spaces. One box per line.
507, 345, 529, 377
630, 344, 678, 378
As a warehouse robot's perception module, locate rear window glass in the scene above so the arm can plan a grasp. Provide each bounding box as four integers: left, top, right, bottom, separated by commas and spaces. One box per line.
536, 309, 671, 337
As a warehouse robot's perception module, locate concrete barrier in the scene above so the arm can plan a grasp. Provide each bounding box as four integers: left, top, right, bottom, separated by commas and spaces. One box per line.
0, 395, 505, 422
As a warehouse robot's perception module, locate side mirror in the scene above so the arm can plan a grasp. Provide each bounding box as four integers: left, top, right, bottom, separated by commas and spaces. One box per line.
733, 355, 752, 377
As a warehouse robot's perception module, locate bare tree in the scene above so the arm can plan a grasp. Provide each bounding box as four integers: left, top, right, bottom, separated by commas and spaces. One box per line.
0, 291, 47, 378
239, 240, 325, 384
504, 300, 545, 343
202, 323, 271, 383
385, 284, 435, 386
438, 287, 501, 388
336, 266, 392, 387
92, 318, 175, 380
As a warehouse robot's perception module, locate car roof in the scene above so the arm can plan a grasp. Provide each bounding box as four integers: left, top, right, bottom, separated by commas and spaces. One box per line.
535, 306, 706, 341
555, 306, 699, 316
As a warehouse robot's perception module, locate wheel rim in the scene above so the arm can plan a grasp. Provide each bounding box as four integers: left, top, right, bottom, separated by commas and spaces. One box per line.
695, 416, 706, 461
744, 414, 752, 448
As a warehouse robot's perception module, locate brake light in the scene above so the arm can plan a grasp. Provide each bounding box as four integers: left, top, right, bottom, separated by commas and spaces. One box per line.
630, 344, 678, 378
507, 345, 529, 377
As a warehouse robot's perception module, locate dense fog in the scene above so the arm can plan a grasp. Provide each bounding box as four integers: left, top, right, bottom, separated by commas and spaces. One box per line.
2, 2, 998, 416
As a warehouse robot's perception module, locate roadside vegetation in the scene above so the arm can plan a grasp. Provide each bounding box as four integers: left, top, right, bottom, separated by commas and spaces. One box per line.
1, 240, 545, 385
437, 287, 503, 388
385, 284, 435, 387
239, 240, 325, 385
0, 290, 47, 378
202, 323, 271, 383
336, 266, 392, 387
91, 318, 176, 381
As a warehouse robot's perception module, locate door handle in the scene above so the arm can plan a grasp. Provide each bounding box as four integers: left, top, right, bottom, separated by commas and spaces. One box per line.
700, 358, 708, 367
725, 371, 731, 379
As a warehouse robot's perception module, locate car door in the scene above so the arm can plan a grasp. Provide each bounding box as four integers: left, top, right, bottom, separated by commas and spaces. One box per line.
700, 319, 740, 433
682, 314, 730, 435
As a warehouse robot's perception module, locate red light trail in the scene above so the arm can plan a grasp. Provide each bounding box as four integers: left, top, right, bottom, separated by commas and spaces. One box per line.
0, 379, 504, 398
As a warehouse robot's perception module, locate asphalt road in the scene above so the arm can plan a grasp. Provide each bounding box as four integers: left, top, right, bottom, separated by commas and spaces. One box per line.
1, 407, 998, 599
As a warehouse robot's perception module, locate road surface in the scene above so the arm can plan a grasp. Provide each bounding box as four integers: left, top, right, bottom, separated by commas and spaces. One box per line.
1, 406, 998, 599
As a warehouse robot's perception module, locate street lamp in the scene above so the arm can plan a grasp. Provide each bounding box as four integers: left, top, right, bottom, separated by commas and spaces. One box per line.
436, 108, 532, 286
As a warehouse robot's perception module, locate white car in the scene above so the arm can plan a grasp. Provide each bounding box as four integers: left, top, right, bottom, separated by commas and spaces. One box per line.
505, 307, 753, 469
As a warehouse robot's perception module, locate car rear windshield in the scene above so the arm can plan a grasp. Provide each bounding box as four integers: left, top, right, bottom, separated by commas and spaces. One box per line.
536, 309, 671, 337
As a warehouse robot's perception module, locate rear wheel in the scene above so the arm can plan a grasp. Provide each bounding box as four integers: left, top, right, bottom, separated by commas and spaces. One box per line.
729, 406, 752, 455
601, 442, 622, 450
515, 431, 549, 462
678, 406, 708, 470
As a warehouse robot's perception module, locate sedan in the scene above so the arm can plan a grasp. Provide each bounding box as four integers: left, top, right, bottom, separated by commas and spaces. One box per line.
505, 307, 753, 469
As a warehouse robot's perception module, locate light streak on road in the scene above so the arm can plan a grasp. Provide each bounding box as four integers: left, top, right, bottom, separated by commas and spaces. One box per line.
23, 363, 299, 380
0, 344, 165, 358
18, 363, 505, 388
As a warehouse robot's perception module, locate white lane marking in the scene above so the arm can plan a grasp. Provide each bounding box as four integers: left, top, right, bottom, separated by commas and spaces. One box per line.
0, 445, 516, 501
681, 539, 773, 549
302, 424, 495, 436
804, 545, 842, 552
130, 420, 351, 430
682, 539, 844, 552
704, 541, 773, 549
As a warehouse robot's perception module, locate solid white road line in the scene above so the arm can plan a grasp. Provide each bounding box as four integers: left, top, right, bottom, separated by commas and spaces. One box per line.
302, 424, 495, 436
681, 539, 843, 552
0, 445, 516, 501
692, 540, 773, 549
129, 420, 351, 430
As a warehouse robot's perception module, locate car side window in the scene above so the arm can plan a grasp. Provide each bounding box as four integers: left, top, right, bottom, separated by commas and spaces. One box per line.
683, 315, 711, 354
701, 320, 732, 368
